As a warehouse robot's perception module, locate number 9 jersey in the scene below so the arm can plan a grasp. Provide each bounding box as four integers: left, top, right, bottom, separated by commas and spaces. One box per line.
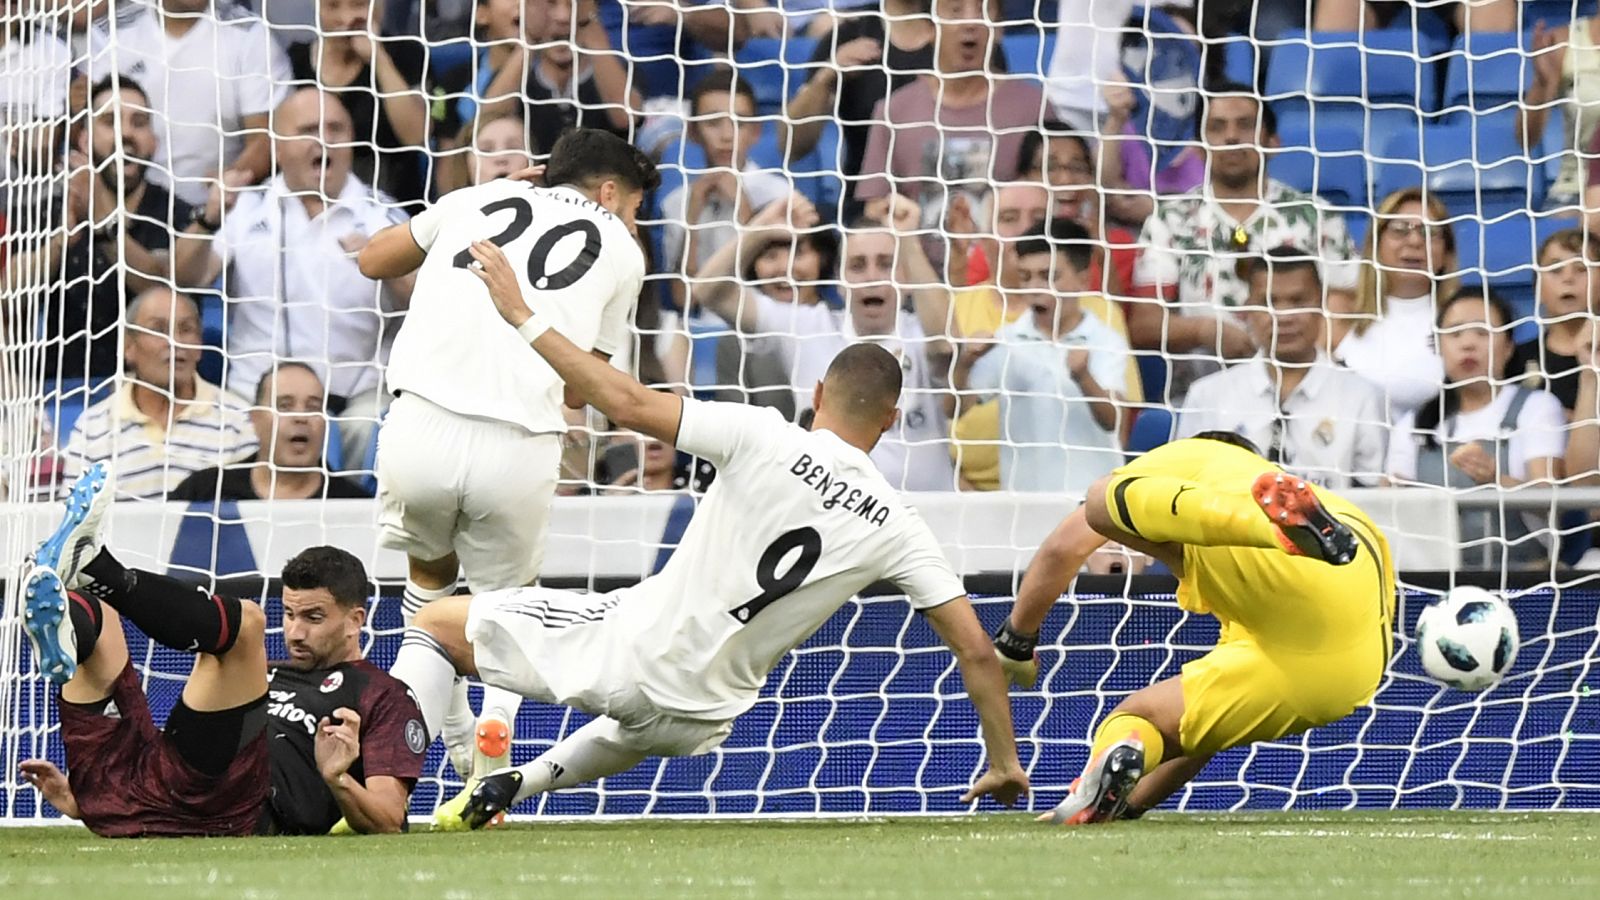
388, 179, 645, 435
464, 398, 967, 728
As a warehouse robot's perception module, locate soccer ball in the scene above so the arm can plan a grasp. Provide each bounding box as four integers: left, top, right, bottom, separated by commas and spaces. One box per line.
1415, 586, 1520, 692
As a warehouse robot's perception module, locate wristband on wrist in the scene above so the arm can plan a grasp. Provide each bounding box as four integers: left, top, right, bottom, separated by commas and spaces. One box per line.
516, 316, 550, 344
993, 619, 1038, 662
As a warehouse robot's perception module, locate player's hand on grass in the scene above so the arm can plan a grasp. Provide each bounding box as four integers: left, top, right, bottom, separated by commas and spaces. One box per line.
962, 764, 1030, 808
465, 239, 535, 327
315, 708, 363, 783
20, 759, 79, 819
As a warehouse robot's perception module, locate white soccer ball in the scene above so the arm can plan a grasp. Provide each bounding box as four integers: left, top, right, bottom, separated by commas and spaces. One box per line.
1415, 586, 1520, 692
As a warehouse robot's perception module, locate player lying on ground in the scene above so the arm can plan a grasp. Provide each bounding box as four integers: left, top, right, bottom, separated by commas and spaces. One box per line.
19, 464, 426, 836
991, 433, 1397, 824
356, 129, 657, 815
384, 240, 1029, 829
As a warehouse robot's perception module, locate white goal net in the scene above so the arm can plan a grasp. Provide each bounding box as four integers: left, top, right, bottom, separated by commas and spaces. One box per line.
1, 0, 1598, 821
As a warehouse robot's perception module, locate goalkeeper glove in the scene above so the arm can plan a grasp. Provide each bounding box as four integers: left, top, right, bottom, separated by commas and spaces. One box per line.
992, 619, 1039, 690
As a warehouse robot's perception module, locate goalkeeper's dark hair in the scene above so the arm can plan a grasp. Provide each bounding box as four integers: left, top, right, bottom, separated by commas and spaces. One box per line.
1411, 286, 1518, 449
544, 128, 660, 194
282, 546, 370, 609
1014, 218, 1093, 274
823, 343, 903, 423
1200, 80, 1276, 138
1192, 430, 1264, 457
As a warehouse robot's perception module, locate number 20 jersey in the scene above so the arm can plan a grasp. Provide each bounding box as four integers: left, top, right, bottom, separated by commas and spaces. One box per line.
388, 180, 645, 434
612, 398, 967, 720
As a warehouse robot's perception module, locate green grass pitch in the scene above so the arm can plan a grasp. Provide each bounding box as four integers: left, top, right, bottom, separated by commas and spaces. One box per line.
3, 812, 1597, 899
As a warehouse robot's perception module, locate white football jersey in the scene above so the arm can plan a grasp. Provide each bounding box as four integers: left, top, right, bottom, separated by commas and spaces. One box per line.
611, 399, 966, 719
389, 181, 644, 434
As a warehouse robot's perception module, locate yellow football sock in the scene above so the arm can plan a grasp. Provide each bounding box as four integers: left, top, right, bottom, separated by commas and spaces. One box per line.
1089, 713, 1165, 774
1103, 474, 1279, 550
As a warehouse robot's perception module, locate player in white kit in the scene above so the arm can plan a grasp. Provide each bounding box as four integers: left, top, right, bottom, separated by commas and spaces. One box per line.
385, 239, 1030, 828
355, 129, 656, 814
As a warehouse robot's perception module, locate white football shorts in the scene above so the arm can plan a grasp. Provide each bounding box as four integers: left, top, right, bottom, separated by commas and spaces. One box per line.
465, 586, 735, 757
376, 392, 560, 591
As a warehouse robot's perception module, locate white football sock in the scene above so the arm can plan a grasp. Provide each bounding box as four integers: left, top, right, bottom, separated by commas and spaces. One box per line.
389, 627, 458, 742
510, 717, 648, 804
401, 578, 453, 626
478, 685, 522, 734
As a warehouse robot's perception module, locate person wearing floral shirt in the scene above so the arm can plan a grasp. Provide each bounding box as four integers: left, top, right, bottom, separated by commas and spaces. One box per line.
1129, 87, 1359, 403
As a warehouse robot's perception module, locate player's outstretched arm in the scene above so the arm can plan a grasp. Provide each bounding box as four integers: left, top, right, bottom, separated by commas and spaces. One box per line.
465, 240, 683, 443
922, 597, 1029, 808
991, 507, 1109, 689
357, 222, 427, 280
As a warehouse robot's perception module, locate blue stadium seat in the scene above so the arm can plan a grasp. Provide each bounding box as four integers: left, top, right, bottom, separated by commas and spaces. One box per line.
1126, 408, 1174, 457
1269, 119, 1367, 210
1373, 121, 1538, 218
1000, 29, 1057, 78
1442, 33, 1531, 113
1266, 29, 1443, 132
426, 39, 475, 81
1218, 36, 1261, 88
1135, 354, 1167, 407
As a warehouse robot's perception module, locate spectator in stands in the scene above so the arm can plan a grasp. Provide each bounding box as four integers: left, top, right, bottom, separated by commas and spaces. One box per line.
599, 432, 698, 494
786, 0, 938, 193
756, 0, 877, 38
7, 77, 208, 382
88, 0, 289, 206
945, 181, 1047, 288
1520, 15, 1600, 208
1130, 85, 1358, 403
62, 287, 257, 500
1097, 79, 1205, 228
0, 13, 73, 205
170, 361, 371, 501
690, 193, 958, 491
1387, 288, 1566, 569
1015, 123, 1138, 297
946, 219, 1142, 489
1179, 247, 1387, 490
435, 112, 534, 195
1334, 186, 1455, 421
855, 0, 1043, 251
660, 68, 790, 279
452, 0, 636, 156
1511, 229, 1600, 417
174, 88, 414, 469
951, 220, 1129, 495
600, 0, 744, 100
1315, 1, 1516, 41
287, 0, 429, 206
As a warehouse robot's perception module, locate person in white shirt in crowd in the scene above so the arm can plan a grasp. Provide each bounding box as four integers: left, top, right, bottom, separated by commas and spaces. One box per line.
1387, 288, 1567, 569
175, 88, 414, 468
62, 287, 256, 500
951, 220, 1128, 495
690, 192, 958, 491
1333, 187, 1457, 423
356, 127, 655, 823
660, 67, 790, 283
1179, 247, 1388, 491
1130, 87, 1359, 403
87, 0, 289, 206
0, 13, 74, 208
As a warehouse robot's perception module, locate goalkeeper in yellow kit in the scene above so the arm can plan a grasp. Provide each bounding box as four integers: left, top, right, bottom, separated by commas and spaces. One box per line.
994, 433, 1397, 824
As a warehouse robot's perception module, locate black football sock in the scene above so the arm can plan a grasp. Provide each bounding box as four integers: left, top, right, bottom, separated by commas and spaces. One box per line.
77, 548, 242, 656
67, 593, 103, 665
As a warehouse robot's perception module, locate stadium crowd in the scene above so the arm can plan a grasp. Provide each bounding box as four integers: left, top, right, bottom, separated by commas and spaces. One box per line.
4, 0, 1600, 568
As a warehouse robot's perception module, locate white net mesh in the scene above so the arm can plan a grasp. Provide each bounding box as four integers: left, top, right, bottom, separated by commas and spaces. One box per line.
2, 0, 1599, 822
